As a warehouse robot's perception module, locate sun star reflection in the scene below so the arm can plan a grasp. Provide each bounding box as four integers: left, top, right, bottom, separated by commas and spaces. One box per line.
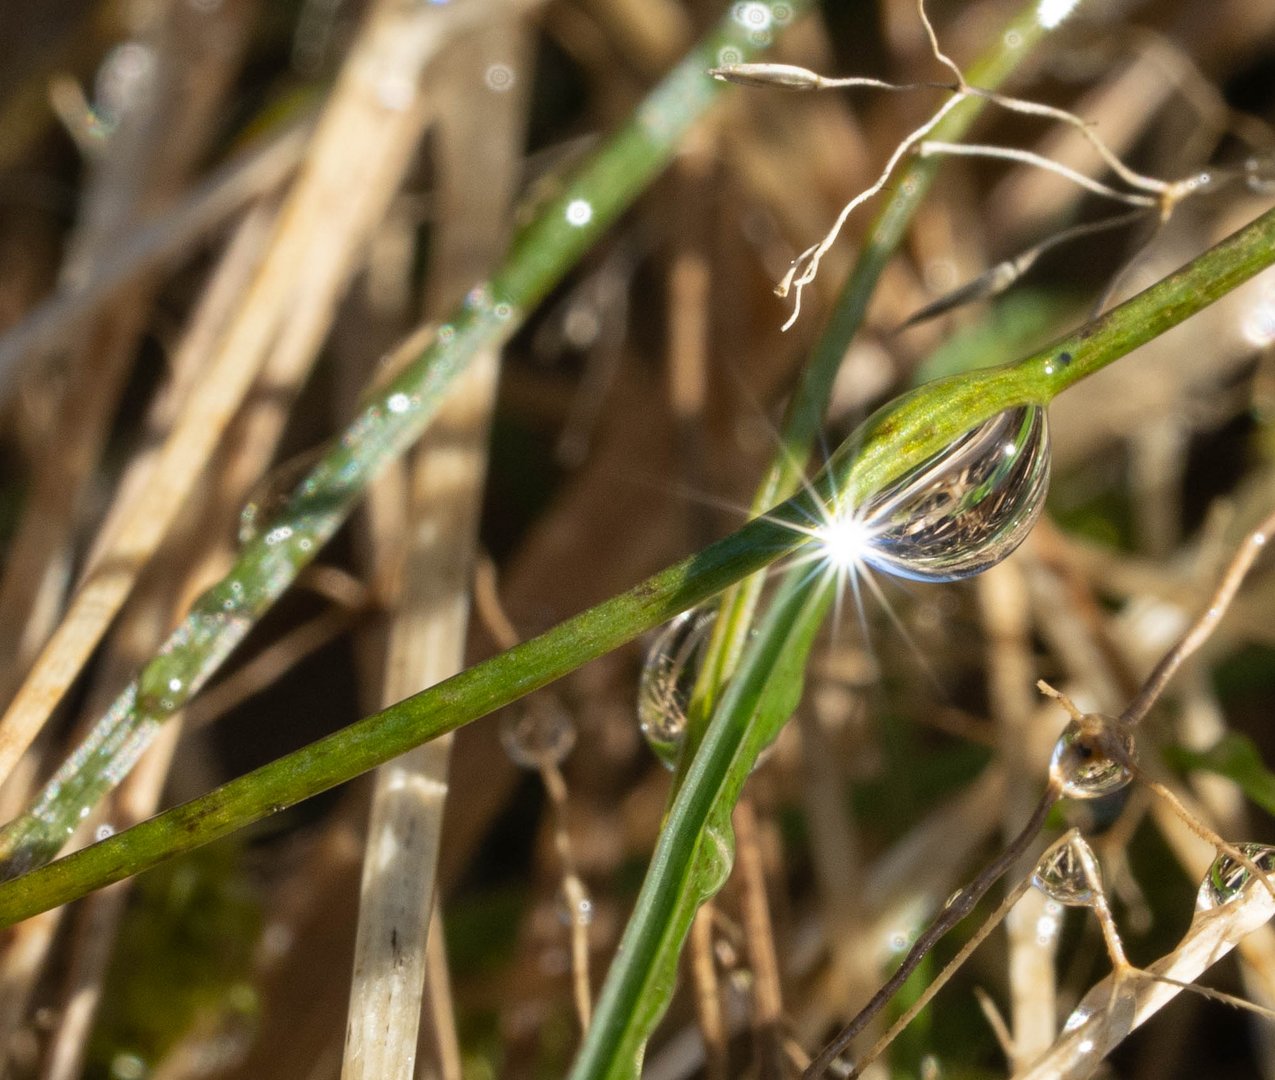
817, 510, 875, 570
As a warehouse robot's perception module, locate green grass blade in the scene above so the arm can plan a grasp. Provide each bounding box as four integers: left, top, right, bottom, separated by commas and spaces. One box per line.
569, 565, 833, 1080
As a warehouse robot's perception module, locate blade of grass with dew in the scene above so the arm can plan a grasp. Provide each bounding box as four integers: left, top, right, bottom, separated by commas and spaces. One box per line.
572, 563, 835, 1080
582, 1, 1080, 1063
568, 200, 1275, 1075
686, 0, 1081, 747
1, 203, 1275, 926
0, 0, 815, 880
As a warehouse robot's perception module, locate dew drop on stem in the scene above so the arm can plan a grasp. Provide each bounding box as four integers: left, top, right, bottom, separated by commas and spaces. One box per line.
636, 609, 715, 769
238, 448, 324, 547
1196, 843, 1275, 911
556, 889, 594, 928
1033, 837, 1098, 907
1049, 715, 1135, 799
500, 702, 576, 770
858, 405, 1050, 582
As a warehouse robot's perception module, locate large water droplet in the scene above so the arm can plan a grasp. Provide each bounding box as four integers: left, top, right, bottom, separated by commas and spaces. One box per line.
1033, 837, 1099, 907
500, 702, 576, 770
1196, 843, 1275, 911
859, 405, 1050, 582
637, 609, 714, 769
1049, 716, 1135, 799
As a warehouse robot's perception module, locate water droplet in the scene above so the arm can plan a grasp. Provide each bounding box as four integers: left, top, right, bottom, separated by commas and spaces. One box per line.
110, 1051, 148, 1080
484, 63, 515, 91
387, 391, 415, 414
96, 823, 115, 841
637, 610, 715, 769
94, 42, 156, 128
565, 199, 593, 227
1049, 715, 1135, 799
500, 703, 576, 769
1196, 843, 1275, 910
732, 2, 773, 30
1033, 838, 1098, 906
239, 449, 322, 546
858, 406, 1050, 582
556, 889, 594, 927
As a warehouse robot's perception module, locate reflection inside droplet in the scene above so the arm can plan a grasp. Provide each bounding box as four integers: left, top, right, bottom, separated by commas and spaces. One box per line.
1196, 843, 1275, 911
832, 405, 1051, 582
1033, 837, 1099, 907
637, 609, 715, 769
239, 448, 324, 547
1049, 716, 1135, 799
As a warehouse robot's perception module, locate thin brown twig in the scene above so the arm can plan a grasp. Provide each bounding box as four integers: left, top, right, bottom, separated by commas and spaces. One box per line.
689, 905, 729, 1080
804, 787, 1060, 1078
847, 833, 1078, 1079
1121, 506, 1275, 728
734, 796, 786, 1080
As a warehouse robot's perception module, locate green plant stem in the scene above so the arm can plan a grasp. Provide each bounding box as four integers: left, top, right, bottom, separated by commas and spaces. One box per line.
1, 202, 1273, 926
687, 0, 1065, 746
0, 0, 812, 879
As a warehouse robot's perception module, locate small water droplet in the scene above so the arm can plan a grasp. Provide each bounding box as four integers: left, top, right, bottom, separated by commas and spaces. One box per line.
732, 1, 773, 30
565, 199, 593, 227
637, 610, 715, 769
1049, 716, 1135, 799
556, 889, 594, 927
239, 449, 323, 547
1196, 843, 1275, 910
500, 703, 576, 769
484, 63, 515, 91
858, 406, 1050, 582
96, 823, 115, 841
110, 1051, 148, 1080
1033, 838, 1098, 906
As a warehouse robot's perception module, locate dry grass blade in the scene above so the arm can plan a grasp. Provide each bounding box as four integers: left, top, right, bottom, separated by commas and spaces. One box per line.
0, 0, 256, 704
342, 17, 528, 1078
0, 0, 487, 793
0, 121, 306, 390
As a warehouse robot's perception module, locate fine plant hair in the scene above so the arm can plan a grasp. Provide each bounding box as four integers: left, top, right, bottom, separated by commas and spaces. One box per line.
714, 0, 1263, 332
